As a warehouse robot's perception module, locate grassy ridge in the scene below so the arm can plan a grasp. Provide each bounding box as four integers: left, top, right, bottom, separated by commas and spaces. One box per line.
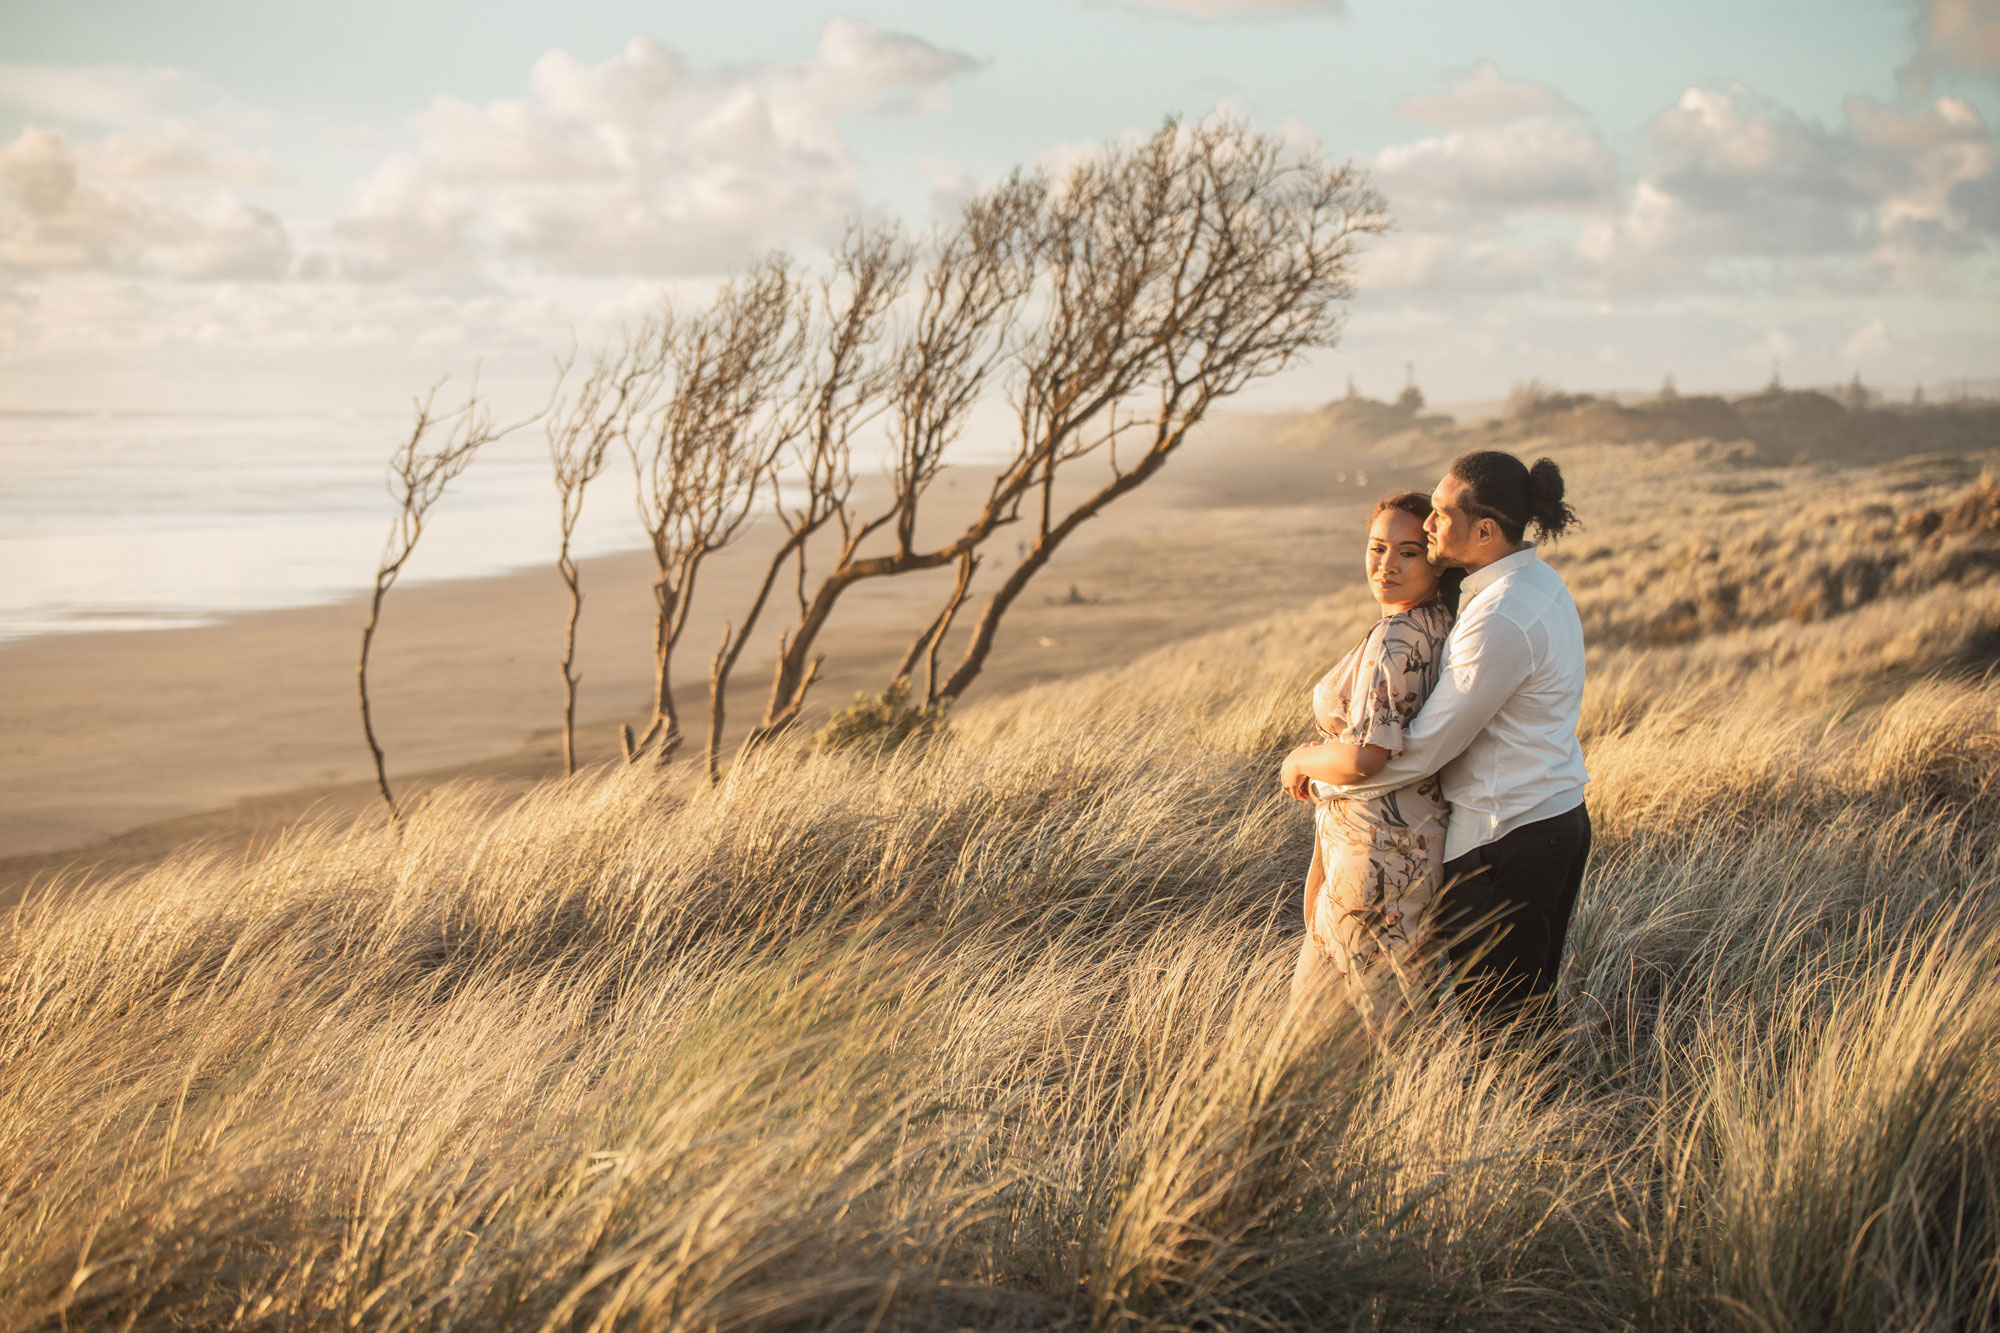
2, 448, 1997, 1330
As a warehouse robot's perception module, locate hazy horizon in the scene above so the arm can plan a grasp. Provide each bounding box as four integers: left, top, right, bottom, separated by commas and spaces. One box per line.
4, 371, 1997, 422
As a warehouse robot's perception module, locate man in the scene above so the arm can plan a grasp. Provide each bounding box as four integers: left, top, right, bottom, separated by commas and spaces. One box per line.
1329, 449, 1591, 1030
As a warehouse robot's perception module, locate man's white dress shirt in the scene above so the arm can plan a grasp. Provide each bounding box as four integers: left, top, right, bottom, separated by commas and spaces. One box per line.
1335, 543, 1588, 863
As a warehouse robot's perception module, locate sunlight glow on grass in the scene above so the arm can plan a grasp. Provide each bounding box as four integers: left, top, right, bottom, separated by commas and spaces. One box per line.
1, 447, 1996, 1329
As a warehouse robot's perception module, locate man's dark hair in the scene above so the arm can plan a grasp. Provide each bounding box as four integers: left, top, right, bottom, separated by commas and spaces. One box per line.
1447, 450, 1578, 545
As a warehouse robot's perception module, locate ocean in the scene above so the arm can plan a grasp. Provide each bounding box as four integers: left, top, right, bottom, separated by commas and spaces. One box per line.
0, 411, 649, 643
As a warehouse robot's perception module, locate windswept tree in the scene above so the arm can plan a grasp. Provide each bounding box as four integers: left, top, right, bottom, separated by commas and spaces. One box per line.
736, 117, 1386, 748
933, 119, 1385, 701
624, 257, 807, 763
358, 373, 547, 818
699, 222, 918, 778
881, 178, 1046, 702
720, 184, 1038, 758
546, 327, 665, 775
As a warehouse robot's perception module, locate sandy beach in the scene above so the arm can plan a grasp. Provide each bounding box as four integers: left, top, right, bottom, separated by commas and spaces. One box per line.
0, 417, 1435, 898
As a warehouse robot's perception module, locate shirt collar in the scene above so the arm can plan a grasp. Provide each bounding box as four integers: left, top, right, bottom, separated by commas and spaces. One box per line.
1460, 542, 1538, 603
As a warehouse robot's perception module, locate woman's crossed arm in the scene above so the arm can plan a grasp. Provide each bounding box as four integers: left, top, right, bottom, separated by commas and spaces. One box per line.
1281, 738, 1390, 801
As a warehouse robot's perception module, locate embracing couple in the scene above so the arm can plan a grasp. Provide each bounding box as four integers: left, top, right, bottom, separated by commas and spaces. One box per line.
1281, 449, 1590, 1039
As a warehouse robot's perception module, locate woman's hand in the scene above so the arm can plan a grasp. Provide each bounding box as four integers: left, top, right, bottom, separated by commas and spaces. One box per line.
1280, 746, 1318, 801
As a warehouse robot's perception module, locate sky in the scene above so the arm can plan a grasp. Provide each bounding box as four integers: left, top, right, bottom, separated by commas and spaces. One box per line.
1, 0, 1997, 413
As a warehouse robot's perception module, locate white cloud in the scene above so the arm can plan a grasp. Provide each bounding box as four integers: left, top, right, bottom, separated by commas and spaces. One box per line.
1845, 94, 1996, 243
1841, 316, 1890, 363
1361, 54, 1999, 306
334, 20, 980, 277
918, 156, 978, 223
790, 15, 982, 113
84, 122, 284, 186
1900, 0, 2000, 94
159, 195, 289, 280
0, 63, 287, 281
0, 126, 290, 280
0, 268, 553, 359
1396, 60, 1574, 127
1095, 0, 1342, 17
1577, 85, 1998, 293
1360, 62, 1614, 294
337, 155, 463, 259
1374, 112, 1618, 211
1372, 63, 1616, 227
1358, 229, 1551, 293
0, 63, 255, 130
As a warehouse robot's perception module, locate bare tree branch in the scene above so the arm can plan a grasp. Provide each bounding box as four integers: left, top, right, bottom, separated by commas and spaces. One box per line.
358, 368, 554, 818
704, 223, 915, 777
934, 117, 1386, 700
736, 194, 1037, 750
626, 256, 808, 765
886, 546, 980, 706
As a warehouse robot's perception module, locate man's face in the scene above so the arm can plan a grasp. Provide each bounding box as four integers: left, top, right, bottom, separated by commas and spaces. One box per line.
1425, 473, 1479, 568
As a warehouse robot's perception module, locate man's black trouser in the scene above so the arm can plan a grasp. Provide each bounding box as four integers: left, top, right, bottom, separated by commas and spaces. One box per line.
1438, 801, 1591, 1030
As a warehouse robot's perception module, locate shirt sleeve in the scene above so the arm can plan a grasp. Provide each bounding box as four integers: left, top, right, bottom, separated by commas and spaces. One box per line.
1332, 608, 1533, 799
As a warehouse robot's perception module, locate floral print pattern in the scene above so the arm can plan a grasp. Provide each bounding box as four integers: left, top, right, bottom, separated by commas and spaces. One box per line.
1301, 598, 1453, 1030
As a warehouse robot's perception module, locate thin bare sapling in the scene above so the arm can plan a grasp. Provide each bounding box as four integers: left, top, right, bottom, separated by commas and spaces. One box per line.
886, 177, 1045, 704
547, 326, 665, 775
358, 371, 550, 818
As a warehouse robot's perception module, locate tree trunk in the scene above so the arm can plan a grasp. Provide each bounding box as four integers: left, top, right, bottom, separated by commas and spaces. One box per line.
356, 582, 397, 819
557, 551, 582, 776
756, 565, 863, 738
938, 439, 1179, 702
887, 549, 979, 705
645, 572, 681, 761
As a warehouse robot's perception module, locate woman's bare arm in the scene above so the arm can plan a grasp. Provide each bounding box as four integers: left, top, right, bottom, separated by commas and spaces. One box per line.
1280, 738, 1390, 799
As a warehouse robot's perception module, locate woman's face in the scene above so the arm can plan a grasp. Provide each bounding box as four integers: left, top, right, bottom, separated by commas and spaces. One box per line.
1366, 508, 1442, 612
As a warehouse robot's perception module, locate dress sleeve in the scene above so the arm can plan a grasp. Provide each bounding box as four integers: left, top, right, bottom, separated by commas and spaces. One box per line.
1334, 617, 1431, 756
1311, 664, 1345, 736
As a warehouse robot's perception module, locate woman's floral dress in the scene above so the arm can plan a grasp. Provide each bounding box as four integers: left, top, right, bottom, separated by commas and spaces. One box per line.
1302, 599, 1453, 1029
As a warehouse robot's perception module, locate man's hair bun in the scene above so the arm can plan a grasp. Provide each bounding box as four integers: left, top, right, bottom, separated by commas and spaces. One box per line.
1527, 458, 1577, 541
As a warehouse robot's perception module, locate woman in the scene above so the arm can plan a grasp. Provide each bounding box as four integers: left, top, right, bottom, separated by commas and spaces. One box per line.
1280, 492, 1459, 1034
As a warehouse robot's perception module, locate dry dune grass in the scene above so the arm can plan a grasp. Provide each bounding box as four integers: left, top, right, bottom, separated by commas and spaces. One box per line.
1555, 444, 1998, 648
3, 444, 1999, 1330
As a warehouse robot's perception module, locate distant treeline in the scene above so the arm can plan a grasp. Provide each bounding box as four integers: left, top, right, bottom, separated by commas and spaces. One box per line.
1293, 381, 2000, 467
